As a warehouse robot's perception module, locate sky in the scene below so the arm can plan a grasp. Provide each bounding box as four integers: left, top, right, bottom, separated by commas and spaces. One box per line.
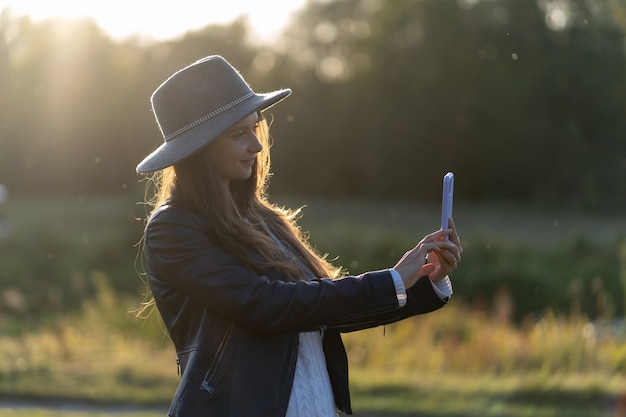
1, 0, 308, 42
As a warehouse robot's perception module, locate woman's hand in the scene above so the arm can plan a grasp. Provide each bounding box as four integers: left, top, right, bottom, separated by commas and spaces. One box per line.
393, 218, 463, 289
426, 218, 463, 283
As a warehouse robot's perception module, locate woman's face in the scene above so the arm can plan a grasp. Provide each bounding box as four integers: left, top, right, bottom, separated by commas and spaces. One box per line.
207, 112, 262, 186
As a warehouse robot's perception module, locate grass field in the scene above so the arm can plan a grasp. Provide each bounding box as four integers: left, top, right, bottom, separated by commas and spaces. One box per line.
1, 371, 624, 417
0, 194, 625, 416
1, 285, 625, 416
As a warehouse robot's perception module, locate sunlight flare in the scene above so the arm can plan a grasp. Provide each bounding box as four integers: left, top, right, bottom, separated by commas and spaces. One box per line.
1, 0, 307, 41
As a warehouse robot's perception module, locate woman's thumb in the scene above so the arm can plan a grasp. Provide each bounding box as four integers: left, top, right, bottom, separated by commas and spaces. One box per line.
419, 263, 436, 277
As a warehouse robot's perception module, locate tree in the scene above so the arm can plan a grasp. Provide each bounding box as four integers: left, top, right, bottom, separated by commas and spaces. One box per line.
270, 0, 626, 209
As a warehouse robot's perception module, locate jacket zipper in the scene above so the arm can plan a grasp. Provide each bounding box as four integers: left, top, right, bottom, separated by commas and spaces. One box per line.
200, 322, 234, 394
319, 324, 327, 341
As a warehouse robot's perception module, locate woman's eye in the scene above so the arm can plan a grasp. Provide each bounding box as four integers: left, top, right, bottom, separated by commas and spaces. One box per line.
232, 123, 258, 138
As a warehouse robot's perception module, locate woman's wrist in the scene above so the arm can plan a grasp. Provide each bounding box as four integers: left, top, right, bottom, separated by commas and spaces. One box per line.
389, 269, 407, 307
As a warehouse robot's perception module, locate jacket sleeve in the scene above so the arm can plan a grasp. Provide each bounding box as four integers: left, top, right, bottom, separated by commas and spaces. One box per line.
326, 276, 447, 333
143, 206, 401, 336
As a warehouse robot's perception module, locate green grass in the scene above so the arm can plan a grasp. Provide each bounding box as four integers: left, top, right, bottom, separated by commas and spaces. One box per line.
348, 371, 624, 417
1, 194, 626, 416
0, 371, 623, 416
2, 290, 626, 416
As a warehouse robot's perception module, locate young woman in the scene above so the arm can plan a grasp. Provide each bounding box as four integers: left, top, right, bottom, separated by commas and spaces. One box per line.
136, 55, 462, 417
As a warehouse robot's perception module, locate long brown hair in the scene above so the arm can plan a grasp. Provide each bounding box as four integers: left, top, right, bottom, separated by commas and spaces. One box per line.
145, 112, 342, 282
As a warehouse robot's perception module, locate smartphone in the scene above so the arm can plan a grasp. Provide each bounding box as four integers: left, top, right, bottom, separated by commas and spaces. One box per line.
441, 172, 454, 239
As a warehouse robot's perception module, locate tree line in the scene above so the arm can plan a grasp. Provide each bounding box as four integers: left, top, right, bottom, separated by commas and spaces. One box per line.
0, 0, 625, 211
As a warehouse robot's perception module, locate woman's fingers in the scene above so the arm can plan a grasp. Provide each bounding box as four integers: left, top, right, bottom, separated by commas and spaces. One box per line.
396, 224, 463, 288
418, 263, 436, 278
448, 218, 463, 255
421, 228, 451, 244
438, 247, 457, 265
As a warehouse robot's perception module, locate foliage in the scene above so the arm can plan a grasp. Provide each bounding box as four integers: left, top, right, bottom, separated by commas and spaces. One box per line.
0, 286, 177, 406
1, 195, 624, 322
273, 0, 626, 210
0, 193, 623, 413
0, 1, 625, 210
291, 197, 626, 320
0, 194, 146, 317
2, 292, 626, 416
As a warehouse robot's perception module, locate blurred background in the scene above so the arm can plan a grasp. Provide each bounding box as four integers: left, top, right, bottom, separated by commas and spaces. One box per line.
0, 0, 625, 416
1, 0, 625, 206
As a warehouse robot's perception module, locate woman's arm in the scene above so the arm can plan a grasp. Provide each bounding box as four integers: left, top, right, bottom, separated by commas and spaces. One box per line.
144, 206, 401, 335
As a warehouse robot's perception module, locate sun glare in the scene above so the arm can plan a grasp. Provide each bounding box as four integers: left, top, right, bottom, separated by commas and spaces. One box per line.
1, 0, 307, 42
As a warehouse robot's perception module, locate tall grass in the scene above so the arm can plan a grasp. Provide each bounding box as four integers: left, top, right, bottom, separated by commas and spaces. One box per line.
343, 301, 626, 376
1, 194, 626, 415
2, 281, 626, 413
0, 274, 176, 405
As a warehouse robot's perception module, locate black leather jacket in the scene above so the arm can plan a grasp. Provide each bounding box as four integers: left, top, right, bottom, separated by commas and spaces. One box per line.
143, 199, 446, 417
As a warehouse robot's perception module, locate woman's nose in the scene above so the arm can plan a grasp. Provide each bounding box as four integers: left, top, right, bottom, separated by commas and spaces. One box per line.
249, 134, 263, 153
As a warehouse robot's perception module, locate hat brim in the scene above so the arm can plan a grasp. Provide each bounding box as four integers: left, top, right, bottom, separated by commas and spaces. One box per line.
136, 88, 291, 174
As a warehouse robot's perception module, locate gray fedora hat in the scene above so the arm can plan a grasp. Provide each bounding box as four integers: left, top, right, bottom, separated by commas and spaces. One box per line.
136, 55, 291, 173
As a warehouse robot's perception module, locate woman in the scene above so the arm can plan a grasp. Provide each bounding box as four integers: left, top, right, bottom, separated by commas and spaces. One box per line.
137, 55, 462, 417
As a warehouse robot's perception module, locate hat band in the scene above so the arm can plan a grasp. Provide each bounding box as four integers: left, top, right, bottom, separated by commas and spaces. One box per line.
163, 91, 255, 141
